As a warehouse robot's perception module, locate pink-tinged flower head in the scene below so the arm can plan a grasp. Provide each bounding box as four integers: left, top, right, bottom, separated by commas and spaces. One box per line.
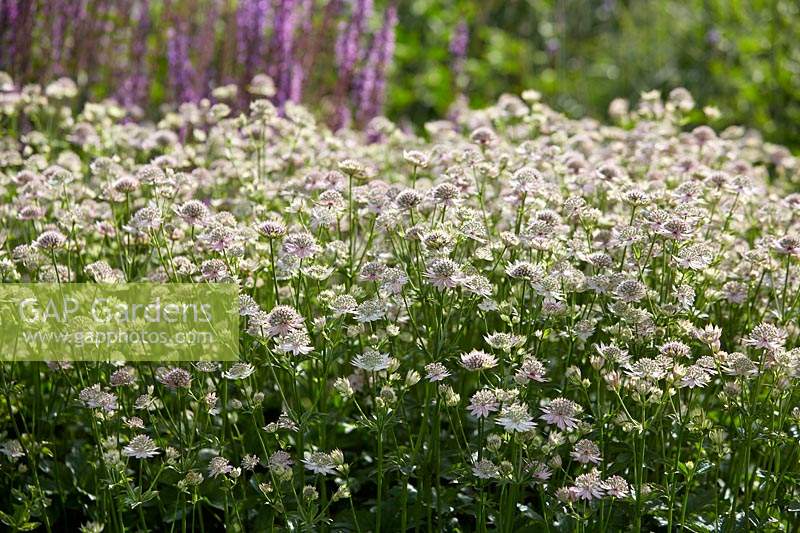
570, 439, 602, 464
540, 397, 582, 431
570, 470, 605, 501
603, 475, 630, 498
743, 322, 787, 353
515, 356, 547, 384
283, 232, 321, 259
265, 305, 304, 337
425, 362, 451, 382
468, 389, 499, 418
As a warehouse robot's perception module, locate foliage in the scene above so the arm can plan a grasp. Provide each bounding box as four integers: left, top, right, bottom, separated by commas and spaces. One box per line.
387, 0, 800, 149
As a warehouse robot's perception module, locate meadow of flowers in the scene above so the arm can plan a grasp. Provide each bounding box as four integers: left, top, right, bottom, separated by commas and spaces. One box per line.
0, 73, 799, 532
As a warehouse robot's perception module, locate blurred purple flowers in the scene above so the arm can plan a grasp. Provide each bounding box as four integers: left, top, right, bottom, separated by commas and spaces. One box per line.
0, 0, 400, 127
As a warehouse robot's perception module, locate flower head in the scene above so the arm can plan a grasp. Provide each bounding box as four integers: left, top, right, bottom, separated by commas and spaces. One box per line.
496, 403, 536, 432
352, 347, 393, 372
123, 435, 160, 459
540, 397, 582, 431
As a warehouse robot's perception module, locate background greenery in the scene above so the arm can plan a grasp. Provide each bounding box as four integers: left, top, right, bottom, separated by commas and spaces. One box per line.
387, 0, 800, 149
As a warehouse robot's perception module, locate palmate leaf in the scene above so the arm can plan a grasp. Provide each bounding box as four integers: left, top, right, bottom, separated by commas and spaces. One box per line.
123, 486, 160, 510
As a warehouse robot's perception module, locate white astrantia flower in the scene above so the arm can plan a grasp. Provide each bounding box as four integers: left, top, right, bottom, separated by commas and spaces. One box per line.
302, 451, 339, 476
122, 435, 160, 459
495, 403, 536, 432
352, 348, 393, 372
222, 362, 256, 380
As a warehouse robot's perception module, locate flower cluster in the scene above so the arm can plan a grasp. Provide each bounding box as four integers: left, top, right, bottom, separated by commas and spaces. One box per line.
0, 75, 798, 532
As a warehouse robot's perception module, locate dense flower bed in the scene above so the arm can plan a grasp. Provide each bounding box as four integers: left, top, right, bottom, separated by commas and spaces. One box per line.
0, 75, 799, 532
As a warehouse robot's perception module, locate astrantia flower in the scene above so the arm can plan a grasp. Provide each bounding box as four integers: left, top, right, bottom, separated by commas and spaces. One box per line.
723, 352, 758, 378
657, 217, 694, 241
265, 305, 304, 336
269, 450, 293, 474
570, 470, 605, 501
677, 243, 714, 270
209, 456, 233, 478
496, 403, 536, 432
693, 324, 722, 351
510, 167, 542, 194
352, 347, 393, 372
174, 200, 209, 226
614, 279, 647, 303
423, 230, 455, 253
79, 385, 118, 412
222, 362, 255, 380
156, 367, 192, 390
571, 439, 602, 464
124, 417, 145, 429
743, 323, 787, 352
505, 260, 545, 283
460, 350, 498, 371
425, 258, 463, 289
200, 226, 238, 252
359, 261, 387, 282
470, 126, 496, 146
303, 452, 338, 476
528, 461, 553, 481
200, 259, 230, 281
18, 205, 45, 221
128, 205, 163, 231
594, 343, 629, 365
432, 182, 461, 206
329, 294, 358, 316
85, 260, 123, 283
625, 358, 666, 380
680, 365, 712, 389
34, 230, 66, 250
556, 486, 578, 503
403, 149, 429, 168
110, 367, 136, 387
275, 330, 313, 356
424, 362, 451, 382
472, 459, 499, 479
773, 235, 800, 258
317, 190, 345, 209
1, 440, 24, 459
468, 389, 499, 418
395, 189, 423, 210
354, 297, 386, 323
338, 159, 367, 178
122, 435, 160, 459
484, 332, 526, 352
256, 219, 287, 239
283, 232, 321, 259
515, 356, 547, 384
242, 454, 260, 470
461, 274, 493, 298
194, 361, 221, 373
381, 267, 409, 295
659, 341, 692, 359
540, 397, 582, 431
603, 475, 630, 498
